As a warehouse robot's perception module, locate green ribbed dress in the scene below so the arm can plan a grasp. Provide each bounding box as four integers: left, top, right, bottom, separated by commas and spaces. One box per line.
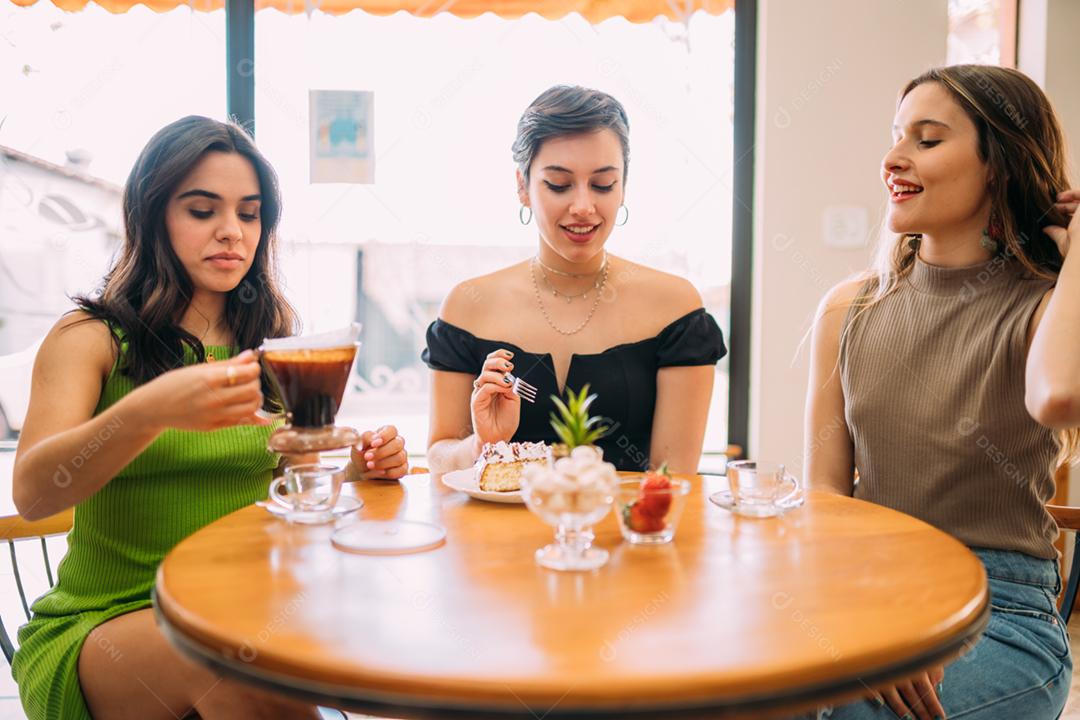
12, 338, 279, 720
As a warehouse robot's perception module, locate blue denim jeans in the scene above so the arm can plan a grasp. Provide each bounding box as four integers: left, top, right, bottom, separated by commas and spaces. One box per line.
815, 548, 1072, 720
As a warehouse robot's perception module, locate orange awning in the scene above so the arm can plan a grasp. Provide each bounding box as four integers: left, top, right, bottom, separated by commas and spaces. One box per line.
8, 0, 731, 21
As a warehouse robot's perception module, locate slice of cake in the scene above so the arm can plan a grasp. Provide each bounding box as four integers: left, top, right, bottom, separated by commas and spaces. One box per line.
475, 441, 549, 492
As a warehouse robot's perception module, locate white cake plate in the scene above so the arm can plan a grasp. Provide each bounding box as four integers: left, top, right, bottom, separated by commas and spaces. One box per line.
441, 468, 525, 504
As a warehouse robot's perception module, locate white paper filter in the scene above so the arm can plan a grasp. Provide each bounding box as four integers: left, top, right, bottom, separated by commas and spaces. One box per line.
261, 323, 362, 352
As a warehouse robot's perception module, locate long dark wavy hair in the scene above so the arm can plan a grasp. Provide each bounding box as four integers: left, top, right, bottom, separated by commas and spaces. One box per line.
75, 116, 297, 402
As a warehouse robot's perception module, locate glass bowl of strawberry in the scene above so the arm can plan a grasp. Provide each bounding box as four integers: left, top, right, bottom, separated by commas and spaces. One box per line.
614, 467, 692, 545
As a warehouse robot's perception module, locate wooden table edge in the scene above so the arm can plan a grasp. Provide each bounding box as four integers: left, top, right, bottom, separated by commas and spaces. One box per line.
152, 580, 991, 719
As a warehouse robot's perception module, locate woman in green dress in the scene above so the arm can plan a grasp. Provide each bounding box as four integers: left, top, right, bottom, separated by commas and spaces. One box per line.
11, 116, 408, 720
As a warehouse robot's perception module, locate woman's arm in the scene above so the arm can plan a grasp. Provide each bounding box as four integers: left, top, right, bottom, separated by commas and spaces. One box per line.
13, 316, 151, 520
427, 347, 525, 475
1026, 189, 1080, 428
649, 365, 714, 474
426, 280, 522, 475
803, 281, 861, 496
14, 314, 266, 520
426, 283, 487, 475
426, 369, 484, 475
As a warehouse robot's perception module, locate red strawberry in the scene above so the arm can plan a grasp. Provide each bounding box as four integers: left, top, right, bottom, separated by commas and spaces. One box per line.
625, 501, 665, 533
638, 465, 672, 517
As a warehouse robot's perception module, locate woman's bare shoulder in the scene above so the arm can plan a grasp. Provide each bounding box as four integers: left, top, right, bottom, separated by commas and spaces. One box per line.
37, 311, 116, 378
820, 276, 871, 314
812, 275, 873, 338
614, 258, 704, 319
438, 261, 531, 332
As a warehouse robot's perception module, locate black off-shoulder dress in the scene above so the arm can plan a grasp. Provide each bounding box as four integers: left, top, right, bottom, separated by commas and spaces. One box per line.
422, 308, 726, 472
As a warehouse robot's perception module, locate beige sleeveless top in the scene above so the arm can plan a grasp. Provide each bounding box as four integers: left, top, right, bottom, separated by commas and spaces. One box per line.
840, 256, 1058, 558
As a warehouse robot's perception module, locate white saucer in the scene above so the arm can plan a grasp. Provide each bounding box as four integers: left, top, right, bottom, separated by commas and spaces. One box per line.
257, 495, 364, 519
331, 520, 447, 555
708, 489, 804, 517
441, 468, 525, 504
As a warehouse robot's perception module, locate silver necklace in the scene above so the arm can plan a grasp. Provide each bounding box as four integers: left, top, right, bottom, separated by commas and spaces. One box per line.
530, 258, 609, 336
535, 251, 607, 278
538, 266, 604, 303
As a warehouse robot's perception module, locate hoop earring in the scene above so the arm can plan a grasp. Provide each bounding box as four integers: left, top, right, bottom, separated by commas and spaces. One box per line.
519, 205, 533, 225
616, 204, 629, 227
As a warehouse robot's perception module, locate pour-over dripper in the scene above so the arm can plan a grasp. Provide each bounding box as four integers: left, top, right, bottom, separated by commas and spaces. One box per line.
261, 324, 362, 454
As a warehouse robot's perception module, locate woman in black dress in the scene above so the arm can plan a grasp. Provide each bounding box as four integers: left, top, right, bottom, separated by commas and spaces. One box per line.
424, 86, 726, 474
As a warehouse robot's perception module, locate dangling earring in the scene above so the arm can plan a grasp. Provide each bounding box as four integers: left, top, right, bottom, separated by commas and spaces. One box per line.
980, 213, 1001, 254
519, 205, 533, 225
906, 233, 922, 251
615, 204, 629, 227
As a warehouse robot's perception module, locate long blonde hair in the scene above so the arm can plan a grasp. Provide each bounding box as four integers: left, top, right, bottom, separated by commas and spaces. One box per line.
849, 65, 1077, 463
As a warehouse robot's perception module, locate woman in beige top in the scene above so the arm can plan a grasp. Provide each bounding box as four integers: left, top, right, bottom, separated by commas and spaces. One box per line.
806, 66, 1076, 720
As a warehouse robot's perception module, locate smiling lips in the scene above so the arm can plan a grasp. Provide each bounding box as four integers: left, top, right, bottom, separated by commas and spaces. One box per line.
888, 178, 924, 203
561, 223, 600, 243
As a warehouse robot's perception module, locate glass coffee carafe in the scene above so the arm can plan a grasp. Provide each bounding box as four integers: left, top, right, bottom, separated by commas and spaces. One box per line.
261, 324, 361, 455
260, 324, 448, 552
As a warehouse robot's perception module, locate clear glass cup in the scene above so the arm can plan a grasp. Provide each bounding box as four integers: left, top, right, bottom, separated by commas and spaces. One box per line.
614, 478, 691, 544
268, 463, 344, 524
521, 473, 614, 571
721, 460, 801, 518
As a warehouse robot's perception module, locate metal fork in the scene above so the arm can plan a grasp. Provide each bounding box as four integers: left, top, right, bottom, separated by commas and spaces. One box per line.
506, 373, 538, 403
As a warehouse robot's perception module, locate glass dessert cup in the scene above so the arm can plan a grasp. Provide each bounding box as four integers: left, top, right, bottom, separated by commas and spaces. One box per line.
521, 472, 614, 572
614, 478, 691, 545
260, 326, 361, 455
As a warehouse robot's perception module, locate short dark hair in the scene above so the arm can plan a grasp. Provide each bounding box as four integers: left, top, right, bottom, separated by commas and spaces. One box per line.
512, 86, 630, 183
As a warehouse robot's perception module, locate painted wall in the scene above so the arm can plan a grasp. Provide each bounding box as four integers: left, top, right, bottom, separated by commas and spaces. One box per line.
751, 0, 949, 468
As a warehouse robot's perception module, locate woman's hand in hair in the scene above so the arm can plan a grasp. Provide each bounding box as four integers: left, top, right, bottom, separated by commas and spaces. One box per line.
470, 349, 522, 446
130, 350, 269, 432
1028, 192, 1080, 428
1046, 189, 1080, 258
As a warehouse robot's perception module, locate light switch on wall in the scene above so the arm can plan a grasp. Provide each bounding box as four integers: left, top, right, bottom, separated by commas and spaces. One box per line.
822, 205, 869, 248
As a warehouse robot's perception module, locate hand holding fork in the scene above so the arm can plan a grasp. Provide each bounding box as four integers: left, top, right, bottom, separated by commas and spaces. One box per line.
471, 349, 536, 446
472, 349, 538, 403
505, 373, 538, 403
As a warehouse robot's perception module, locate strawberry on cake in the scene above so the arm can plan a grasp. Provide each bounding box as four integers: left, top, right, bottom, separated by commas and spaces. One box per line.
475, 441, 550, 492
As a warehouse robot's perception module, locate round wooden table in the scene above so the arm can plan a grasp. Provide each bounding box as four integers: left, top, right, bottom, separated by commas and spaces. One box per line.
154, 473, 989, 719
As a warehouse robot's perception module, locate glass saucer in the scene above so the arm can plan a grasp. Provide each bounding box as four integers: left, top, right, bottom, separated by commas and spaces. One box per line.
257, 495, 364, 523
331, 520, 446, 555
708, 489, 804, 517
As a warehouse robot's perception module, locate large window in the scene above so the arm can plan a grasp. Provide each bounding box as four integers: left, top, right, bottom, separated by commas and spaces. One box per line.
0, 3, 227, 435
0, 4, 735, 461
255, 9, 736, 456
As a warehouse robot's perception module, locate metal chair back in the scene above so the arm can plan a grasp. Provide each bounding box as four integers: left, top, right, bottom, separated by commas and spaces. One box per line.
0, 509, 74, 664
